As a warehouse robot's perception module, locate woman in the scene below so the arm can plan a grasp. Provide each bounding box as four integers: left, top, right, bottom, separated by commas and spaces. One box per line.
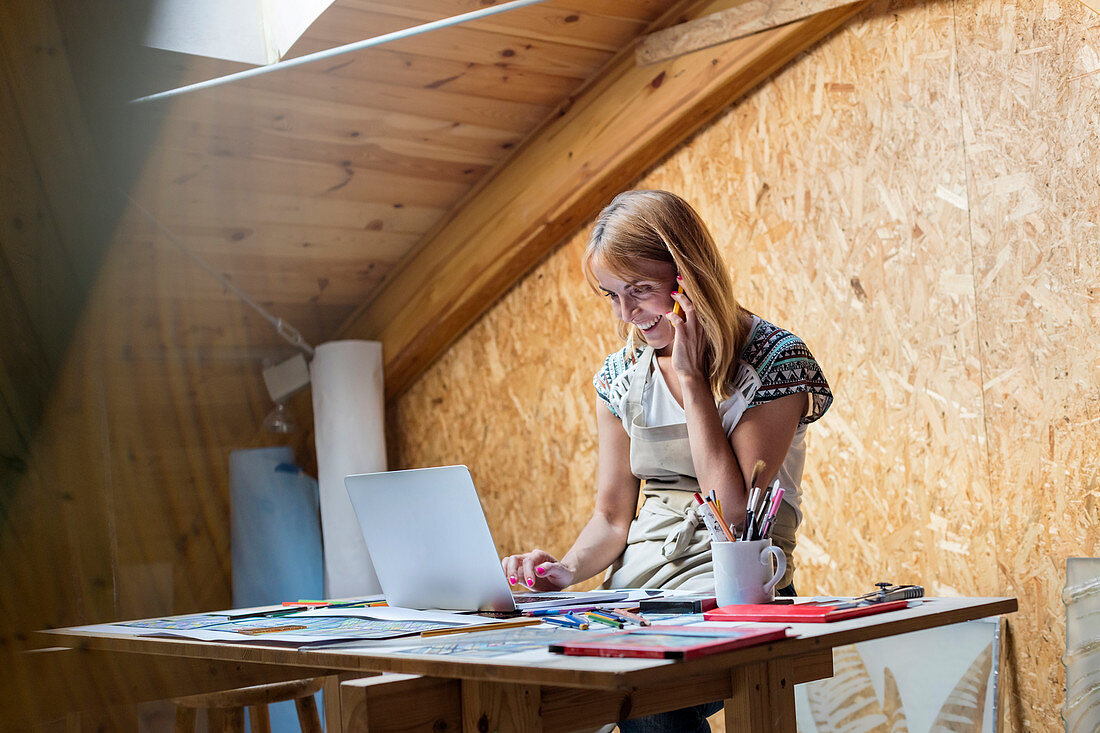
502, 190, 832, 731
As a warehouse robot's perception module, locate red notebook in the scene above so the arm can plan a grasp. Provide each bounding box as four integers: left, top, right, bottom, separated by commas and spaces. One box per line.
548, 625, 789, 660
703, 599, 910, 623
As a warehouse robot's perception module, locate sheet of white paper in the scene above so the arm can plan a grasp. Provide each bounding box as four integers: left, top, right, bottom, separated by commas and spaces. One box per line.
61, 606, 499, 646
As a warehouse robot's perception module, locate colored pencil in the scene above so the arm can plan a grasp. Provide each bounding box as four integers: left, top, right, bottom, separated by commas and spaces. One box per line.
542, 615, 583, 629
706, 496, 737, 542
420, 618, 542, 637
609, 608, 650, 626
585, 612, 624, 629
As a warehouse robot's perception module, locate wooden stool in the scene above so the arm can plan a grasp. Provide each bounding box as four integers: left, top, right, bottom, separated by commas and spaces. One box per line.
173, 678, 325, 733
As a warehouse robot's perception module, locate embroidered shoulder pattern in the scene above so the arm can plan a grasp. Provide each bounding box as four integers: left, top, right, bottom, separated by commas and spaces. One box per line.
742, 320, 833, 424
593, 345, 645, 418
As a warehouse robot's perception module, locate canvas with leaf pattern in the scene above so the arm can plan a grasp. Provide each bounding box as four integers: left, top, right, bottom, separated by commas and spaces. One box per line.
794, 619, 1001, 732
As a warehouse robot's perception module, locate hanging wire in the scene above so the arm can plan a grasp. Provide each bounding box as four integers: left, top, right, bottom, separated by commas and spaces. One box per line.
131, 0, 558, 104
123, 193, 315, 357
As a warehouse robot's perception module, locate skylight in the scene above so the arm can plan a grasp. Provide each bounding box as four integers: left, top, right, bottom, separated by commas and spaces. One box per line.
143, 0, 334, 65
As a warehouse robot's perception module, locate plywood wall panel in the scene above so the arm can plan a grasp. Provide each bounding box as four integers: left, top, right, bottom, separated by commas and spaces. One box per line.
639, 0, 1000, 601
393, 0, 1094, 728
955, 1, 1100, 727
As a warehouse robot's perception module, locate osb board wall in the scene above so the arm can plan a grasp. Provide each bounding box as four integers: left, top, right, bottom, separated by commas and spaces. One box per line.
393, 0, 1099, 730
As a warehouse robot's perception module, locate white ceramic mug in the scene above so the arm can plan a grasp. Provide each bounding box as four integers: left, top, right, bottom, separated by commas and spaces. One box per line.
712, 539, 786, 605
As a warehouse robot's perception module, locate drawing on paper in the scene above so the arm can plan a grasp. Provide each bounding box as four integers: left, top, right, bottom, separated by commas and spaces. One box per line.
395, 628, 588, 658
118, 614, 231, 630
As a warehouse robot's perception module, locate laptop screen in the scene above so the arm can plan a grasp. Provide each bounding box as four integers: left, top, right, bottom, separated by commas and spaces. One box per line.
345, 465, 517, 611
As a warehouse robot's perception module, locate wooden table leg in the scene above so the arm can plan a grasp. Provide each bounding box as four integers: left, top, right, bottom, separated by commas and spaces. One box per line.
460, 680, 542, 733
725, 657, 797, 733
341, 674, 461, 731
323, 675, 342, 733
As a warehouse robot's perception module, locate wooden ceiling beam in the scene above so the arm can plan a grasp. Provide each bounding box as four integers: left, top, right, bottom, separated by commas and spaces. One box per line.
336, 0, 869, 401
635, 0, 865, 65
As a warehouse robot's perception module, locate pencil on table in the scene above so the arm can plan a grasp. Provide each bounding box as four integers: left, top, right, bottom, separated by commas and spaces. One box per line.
610, 608, 650, 626
542, 615, 582, 629
421, 617, 542, 637
585, 612, 624, 629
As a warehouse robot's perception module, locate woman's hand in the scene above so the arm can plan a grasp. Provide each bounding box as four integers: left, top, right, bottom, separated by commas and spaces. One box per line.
501, 549, 575, 592
667, 278, 707, 380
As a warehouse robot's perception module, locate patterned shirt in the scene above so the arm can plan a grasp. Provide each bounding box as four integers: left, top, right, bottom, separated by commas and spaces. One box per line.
593, 316, 832, 426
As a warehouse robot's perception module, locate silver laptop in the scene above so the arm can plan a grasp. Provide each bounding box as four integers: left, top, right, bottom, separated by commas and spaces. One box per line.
344, 465, 625, 612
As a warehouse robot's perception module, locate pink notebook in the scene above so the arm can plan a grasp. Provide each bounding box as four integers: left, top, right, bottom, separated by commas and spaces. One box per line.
704, 599, 910, 623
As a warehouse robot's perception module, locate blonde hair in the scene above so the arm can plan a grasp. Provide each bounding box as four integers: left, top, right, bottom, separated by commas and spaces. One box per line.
583, 190, 748, 402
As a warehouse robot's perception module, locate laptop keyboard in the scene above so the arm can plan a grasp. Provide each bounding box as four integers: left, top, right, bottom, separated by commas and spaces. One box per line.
513, 593, 573, 604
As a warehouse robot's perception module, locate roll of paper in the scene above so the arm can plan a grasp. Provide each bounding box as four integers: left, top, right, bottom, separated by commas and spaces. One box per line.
310, 340, 386, 597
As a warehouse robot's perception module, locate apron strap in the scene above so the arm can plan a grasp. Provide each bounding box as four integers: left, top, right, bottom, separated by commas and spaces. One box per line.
623, 346, 655, 424
661, 507, 703, 559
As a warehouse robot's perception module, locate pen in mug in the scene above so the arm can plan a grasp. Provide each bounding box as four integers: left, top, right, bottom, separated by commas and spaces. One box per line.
742, 486, 760, 541
705, 496, 737, 542
759, 488, 786, 540
751, 490, 769, 540
694, 493, 726, 542
758, 479, 780, 537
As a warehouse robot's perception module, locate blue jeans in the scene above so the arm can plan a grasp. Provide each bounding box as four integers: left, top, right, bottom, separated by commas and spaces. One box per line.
617, 583, 797, 733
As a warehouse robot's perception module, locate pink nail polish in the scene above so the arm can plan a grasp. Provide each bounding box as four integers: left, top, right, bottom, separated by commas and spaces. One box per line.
509, 576, 516, 584
526, 578, 534, 587
535, 567, 545, 576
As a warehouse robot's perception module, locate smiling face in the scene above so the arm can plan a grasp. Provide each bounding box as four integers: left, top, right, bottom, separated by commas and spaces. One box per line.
591, 258, 678, 354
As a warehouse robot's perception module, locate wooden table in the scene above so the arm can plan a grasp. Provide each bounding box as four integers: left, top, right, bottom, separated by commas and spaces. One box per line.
40, 597, 1016, 732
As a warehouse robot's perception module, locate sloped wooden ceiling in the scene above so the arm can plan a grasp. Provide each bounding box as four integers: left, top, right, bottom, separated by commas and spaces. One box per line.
127, 0, 866, 402
129, 0, 671, 363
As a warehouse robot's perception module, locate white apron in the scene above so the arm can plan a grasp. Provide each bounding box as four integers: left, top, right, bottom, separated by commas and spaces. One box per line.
602, 347, 797, 590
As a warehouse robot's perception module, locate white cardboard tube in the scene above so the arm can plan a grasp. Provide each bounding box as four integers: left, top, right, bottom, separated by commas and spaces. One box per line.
310, 340, 386, 597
